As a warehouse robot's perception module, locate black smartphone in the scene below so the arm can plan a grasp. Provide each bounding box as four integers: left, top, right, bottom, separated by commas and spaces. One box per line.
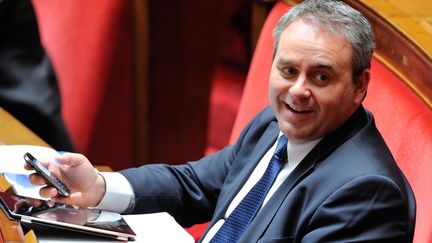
23, 152, 71, 197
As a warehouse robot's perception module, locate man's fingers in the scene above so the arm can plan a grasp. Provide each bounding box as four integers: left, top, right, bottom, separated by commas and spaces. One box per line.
38, 187, 83, 206
51, 192, 82, 206
24, 163, 32, 171
28, 173, 48, 186
39, 186, 58, 199
55, 152, 87, 168
24, 158, 51, 171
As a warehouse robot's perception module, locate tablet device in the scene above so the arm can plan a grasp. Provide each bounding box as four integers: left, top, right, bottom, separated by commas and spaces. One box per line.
0, 191, 135, 241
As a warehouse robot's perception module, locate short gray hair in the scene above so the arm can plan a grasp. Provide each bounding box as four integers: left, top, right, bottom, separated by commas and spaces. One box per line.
273, 0, 376, 82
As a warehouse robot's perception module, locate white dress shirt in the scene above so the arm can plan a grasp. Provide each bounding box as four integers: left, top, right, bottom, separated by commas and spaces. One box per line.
202, 134, 321, 242
97, 133, 321, 242
96, 171, 134, 213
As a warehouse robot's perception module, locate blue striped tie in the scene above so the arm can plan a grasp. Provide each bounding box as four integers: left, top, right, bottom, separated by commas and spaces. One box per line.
210, 135, 288, 243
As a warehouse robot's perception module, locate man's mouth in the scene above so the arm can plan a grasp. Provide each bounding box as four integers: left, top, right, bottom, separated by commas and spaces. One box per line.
286, 104, 313, 114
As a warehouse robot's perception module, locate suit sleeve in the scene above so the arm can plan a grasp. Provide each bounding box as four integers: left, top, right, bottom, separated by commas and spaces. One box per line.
120, 145, 237, 227
302, 175, 411, 243
119, 108, 271, 227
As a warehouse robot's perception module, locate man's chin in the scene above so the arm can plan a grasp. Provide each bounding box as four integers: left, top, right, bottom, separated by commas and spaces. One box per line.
279, 124, 319, 143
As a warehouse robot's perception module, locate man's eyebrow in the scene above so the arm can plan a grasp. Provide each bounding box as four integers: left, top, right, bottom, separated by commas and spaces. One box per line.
311, 62, 335, 71
275, 58, 295, 66
275, 58, 337, 71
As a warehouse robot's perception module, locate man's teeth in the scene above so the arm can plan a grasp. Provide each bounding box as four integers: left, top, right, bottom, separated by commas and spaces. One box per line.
291, 106, 303, 112
288, 104, 312, 113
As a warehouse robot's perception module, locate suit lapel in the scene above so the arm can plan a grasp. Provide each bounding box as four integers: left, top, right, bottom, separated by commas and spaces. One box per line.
240, 139, 323, 242
210, 121, 280, 224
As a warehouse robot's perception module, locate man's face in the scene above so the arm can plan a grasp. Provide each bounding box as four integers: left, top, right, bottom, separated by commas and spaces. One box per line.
269, 19, 369, 143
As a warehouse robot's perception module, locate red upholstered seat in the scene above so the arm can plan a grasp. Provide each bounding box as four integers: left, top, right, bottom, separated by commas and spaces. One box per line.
364, 59, 432, 243
229, 1, 432, 242
33, 0, 134, 170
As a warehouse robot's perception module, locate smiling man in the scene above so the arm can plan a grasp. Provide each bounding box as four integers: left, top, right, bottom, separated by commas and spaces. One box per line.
270, 18, 369, 143
28, 0, 415, 242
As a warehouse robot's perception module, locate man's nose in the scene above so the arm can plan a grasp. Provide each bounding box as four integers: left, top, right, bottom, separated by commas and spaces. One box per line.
289, 77, 311, 98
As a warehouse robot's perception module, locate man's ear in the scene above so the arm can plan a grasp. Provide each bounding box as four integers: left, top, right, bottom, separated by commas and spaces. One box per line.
354, 69, 370, 104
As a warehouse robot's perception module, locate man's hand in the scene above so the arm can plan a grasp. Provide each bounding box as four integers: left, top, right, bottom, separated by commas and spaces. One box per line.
25, 152, 106, 208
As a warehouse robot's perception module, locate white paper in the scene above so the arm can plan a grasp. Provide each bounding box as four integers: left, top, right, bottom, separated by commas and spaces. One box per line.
0, 145, 59, 174
3, 172, 45, 199
122, 213, 194, 243
0, 145, 60, 199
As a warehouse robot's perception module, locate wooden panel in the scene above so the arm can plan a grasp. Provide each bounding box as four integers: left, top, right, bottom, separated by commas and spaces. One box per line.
346, 0, 432, 108
0, 209, 26, 243
0, 108, 45, 242
0, 108, 49, 147
132, 0, 150, 164
146, 0, 246, 164
360, 0, 432, 54
0, 176, 11, 192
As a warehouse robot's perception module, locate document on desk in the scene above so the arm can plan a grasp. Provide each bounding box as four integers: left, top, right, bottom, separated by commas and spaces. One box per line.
0, 145, 59, 199
37, 212, 195, 243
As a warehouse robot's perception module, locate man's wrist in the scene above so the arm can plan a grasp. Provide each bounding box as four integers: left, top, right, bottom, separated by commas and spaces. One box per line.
94, 172, 135, 213
94, 172, 107, 207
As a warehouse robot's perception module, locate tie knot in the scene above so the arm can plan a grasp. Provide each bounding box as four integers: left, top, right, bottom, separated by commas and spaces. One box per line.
274, 135, 288, 161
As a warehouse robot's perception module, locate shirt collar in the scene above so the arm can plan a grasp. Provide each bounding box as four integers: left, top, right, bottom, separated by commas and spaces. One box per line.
278, 132, 322, 166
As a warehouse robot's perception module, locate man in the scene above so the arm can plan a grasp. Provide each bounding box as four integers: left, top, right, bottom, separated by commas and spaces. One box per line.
28, 0, 415, 242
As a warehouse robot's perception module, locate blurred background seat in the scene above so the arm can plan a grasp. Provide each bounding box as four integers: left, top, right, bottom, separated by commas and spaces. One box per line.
32, 0, 252, 170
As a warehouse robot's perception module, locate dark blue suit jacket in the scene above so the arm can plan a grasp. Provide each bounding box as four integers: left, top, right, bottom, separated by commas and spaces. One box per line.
121, 106, 415, 242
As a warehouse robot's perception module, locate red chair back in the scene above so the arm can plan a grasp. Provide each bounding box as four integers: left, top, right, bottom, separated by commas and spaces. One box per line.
33, 0, 134, 170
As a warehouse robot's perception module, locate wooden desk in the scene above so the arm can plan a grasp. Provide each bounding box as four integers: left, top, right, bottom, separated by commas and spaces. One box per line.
0, 107, 48, 242
0, 107, 115, 242
0, 108, 114, 242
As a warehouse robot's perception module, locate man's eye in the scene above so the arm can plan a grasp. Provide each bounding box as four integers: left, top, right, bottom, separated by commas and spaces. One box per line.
281, 67, 298, 76
314, 73, 329, 84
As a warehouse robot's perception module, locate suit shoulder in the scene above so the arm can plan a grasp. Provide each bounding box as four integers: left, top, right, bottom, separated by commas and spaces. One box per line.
251, 106, 276, 124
